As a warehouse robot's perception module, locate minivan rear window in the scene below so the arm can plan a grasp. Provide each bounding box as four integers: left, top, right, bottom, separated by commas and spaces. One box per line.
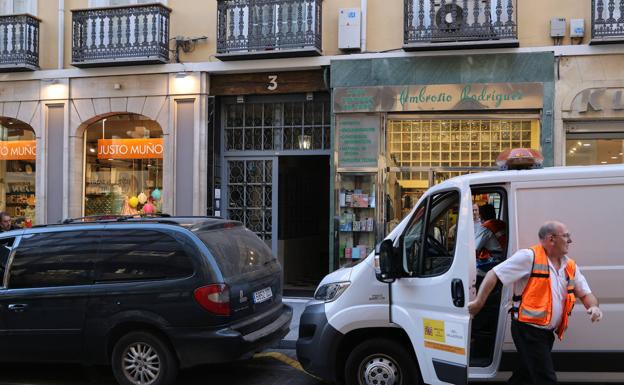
194, 227, 276, 279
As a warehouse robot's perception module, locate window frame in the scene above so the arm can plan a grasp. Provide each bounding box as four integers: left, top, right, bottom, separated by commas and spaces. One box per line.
472, 185, 509, 259
401, 188, 461, 278
0, 0, 37, 16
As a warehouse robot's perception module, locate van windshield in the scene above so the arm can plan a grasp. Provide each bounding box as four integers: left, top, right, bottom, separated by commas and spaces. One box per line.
193, 227, 276, 279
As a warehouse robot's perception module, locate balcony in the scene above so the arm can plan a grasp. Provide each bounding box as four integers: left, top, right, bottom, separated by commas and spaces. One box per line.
72, 3, 171, 68
0, 14, 39, 71
216, 0, 322, 61
404, 0, 518, 50
591, 0, 624, 44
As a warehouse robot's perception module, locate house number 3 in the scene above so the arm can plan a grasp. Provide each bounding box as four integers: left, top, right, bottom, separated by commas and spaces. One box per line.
267, 75, 278, 91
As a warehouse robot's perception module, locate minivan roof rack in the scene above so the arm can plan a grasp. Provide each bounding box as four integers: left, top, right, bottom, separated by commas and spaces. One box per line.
61, 213, 172, 224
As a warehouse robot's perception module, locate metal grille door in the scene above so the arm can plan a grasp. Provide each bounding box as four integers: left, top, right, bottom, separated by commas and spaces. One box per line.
227, 159, 273, 243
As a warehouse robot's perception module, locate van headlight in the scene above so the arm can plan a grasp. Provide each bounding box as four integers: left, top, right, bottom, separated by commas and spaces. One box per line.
314, 282, 350, 302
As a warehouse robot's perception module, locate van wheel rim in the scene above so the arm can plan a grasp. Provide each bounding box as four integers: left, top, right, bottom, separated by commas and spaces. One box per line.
122, 342, 161, 385
359, 354, 401, 385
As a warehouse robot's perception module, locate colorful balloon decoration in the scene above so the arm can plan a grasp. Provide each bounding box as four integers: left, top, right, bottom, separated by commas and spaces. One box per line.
142, 203, 155, 214
151, 188, 161, 200
128, 196, 139, 208
138, 192, 148, 204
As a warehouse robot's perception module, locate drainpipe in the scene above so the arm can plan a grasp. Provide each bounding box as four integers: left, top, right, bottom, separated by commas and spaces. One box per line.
360, 0, 367, 52
58, 0, 64, 69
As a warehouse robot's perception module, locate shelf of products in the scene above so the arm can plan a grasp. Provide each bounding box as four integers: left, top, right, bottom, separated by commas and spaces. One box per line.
336, 173, 378, 266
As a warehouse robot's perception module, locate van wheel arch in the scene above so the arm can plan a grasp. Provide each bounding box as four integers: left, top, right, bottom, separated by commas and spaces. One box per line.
336, 328, 422, 384
107, 322, 179, 365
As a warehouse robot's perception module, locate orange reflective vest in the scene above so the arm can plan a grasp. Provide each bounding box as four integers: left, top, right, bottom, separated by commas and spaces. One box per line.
513, 244, 577, 340
476, 219, 507, 261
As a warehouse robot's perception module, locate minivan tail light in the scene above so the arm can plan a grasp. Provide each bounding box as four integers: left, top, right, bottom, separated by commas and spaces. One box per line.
194, 284, 230, 316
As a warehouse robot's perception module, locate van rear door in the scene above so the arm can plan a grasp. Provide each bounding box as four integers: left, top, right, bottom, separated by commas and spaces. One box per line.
194, 227, 283, 324
390, 186, 475, 385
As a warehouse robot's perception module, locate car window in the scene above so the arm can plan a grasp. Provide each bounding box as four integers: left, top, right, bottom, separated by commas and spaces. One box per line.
194, 227, 276, 279
421, 191, 459, 276
403, 191, 460, 277
8, 231, 100, 289
403, 203, 426, 273
0, 237, 15, 288
96, 229, 194, 282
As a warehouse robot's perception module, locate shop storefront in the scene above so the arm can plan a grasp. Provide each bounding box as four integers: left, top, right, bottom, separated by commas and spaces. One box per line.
0, 117, 36, 226
331, 53, 554, 269
557, 55, 624, 166
83, 114, 164, 216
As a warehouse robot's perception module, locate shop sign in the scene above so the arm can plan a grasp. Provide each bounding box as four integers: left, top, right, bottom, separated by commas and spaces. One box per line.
336, 114, 379, 168
333, 83, 544, 113
0, 140, 36, 160
210, 70, 327, 95
98, 138, 164, 159
567, 87, 624, 118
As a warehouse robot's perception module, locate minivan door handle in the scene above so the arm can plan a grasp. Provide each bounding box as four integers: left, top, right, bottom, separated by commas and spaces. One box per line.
7, 304, 28, 312
451, 279, 464, 308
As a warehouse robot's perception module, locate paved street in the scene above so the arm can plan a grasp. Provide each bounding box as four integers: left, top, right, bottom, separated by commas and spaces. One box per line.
0, 350, 323, 385
0, 299, 617, 385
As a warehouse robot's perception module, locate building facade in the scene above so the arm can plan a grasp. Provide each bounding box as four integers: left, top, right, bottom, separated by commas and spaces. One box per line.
0, 0, 622, 286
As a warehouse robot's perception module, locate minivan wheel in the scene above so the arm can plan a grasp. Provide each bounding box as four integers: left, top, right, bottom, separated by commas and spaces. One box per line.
111, 331, 178, 385
344, 339, 421, 385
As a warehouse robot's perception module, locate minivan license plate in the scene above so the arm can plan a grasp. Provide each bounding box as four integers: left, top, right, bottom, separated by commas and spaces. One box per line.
253, 287, 273, 304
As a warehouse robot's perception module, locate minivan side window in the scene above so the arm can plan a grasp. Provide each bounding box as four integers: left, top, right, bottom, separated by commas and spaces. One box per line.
0, 237, 15, 288
404, 191, 460, 277
96, 230, 194, 282
8, 231, 100, 289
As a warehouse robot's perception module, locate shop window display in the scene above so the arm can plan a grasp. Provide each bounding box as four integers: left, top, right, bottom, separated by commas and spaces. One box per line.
0, 117, 36, 227
84, 114, 163, 216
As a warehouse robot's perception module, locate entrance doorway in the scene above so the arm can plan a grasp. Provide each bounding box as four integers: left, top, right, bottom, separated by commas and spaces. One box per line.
278, 156, 329, 294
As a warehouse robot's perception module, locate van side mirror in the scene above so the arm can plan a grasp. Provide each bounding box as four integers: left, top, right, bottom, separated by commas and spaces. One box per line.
377, 239, 404, 281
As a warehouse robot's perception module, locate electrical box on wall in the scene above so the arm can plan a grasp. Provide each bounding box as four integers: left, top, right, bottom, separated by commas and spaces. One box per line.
570, 19, 585, 37
339, 8, 361, 50
550, 18, 566, 37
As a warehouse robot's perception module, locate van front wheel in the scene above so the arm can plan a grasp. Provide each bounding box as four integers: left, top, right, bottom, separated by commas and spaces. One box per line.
345, 338, 421, 385
111, 331, 178, 385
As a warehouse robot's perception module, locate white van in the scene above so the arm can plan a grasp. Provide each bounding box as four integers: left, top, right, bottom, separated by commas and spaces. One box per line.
296, 163, 624, 385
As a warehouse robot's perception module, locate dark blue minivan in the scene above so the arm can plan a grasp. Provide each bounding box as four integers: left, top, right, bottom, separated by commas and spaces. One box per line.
0, 217, 291, 385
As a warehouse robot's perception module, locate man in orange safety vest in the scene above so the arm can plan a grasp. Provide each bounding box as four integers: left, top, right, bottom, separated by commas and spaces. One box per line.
468, 221, 602, 385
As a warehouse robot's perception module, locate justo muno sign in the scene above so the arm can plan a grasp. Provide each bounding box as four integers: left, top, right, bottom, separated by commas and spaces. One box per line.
0, 140, 36, 160
97, 138, 164, 159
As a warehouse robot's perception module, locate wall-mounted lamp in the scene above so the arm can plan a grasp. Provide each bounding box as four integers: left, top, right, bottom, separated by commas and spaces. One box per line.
175, 72, 188, 79
298, 134, 312, 150
42, 78, 59, 85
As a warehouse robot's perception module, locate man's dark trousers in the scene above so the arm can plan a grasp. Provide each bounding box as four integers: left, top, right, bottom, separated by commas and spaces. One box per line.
507, 319, 557, 385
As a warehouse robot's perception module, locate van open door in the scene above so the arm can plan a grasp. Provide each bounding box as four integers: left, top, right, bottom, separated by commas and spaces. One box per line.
383, 185, 475, 385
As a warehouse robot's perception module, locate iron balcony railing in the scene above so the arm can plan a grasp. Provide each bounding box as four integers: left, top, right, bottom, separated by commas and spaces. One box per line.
0, 14, 39, 71
216, 0, 322, 60
404, 0, 518, 49
592, 0, 624, 43
72, 3, 171, 67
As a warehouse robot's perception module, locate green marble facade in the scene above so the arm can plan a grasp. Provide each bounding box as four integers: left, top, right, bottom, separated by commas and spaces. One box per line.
330, 52, 555, 165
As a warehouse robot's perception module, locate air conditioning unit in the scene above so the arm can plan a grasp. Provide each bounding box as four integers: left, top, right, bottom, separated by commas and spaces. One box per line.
434, 2, 464, 33
339, 8, 361, 50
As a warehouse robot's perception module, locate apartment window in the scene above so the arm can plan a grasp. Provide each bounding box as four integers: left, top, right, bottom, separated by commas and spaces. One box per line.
0, 0, 36, 15
88, 0, 166, 6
